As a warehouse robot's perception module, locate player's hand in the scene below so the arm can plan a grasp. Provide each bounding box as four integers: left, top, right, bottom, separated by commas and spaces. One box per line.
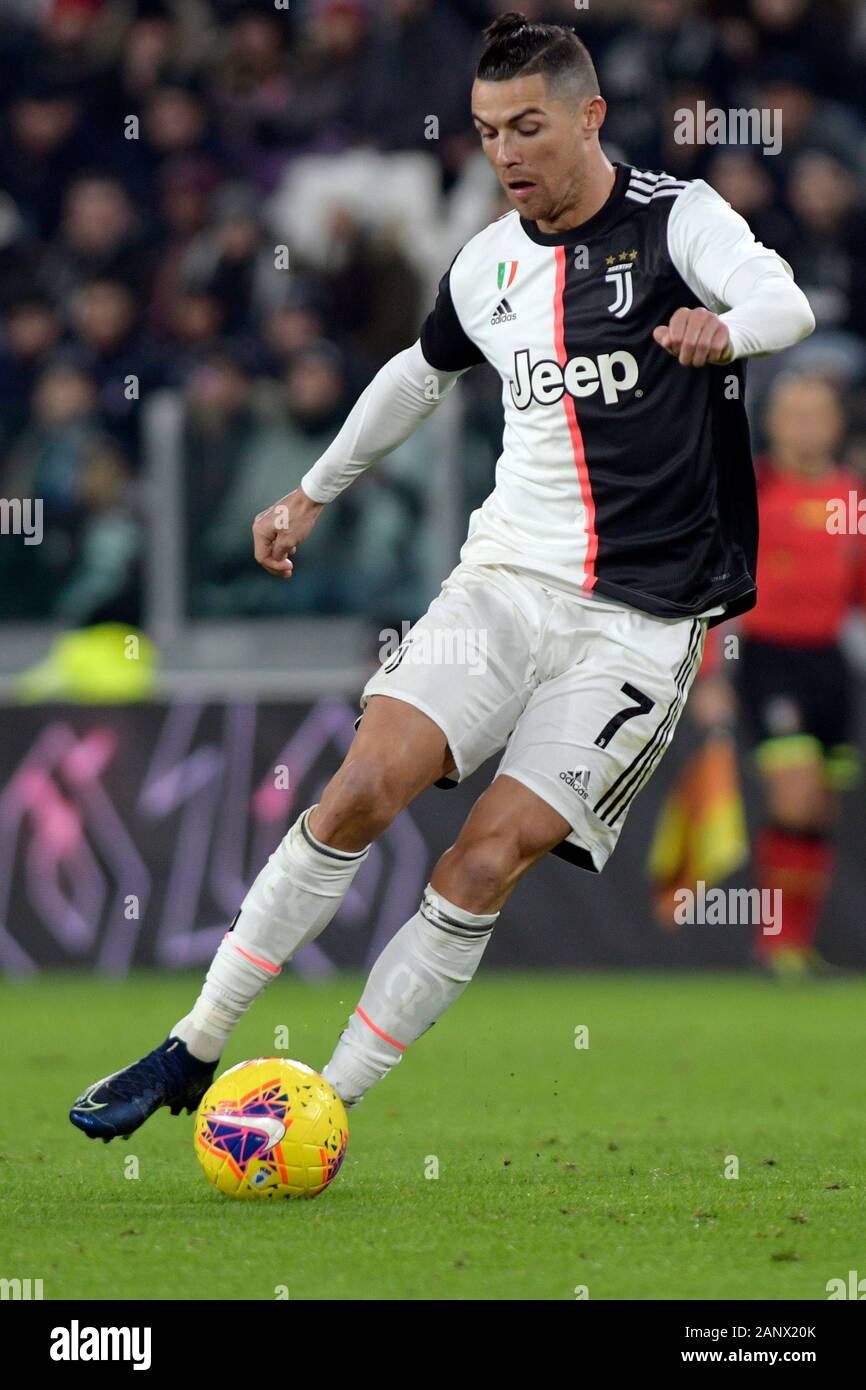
653, 308, 733, 367
252, 487, 324, 578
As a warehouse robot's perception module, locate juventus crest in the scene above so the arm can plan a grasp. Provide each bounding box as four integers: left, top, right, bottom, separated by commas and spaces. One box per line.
605, 251, 638, 319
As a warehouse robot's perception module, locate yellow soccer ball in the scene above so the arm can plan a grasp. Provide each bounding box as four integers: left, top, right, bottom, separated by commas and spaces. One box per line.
194, 1058, 348, 1199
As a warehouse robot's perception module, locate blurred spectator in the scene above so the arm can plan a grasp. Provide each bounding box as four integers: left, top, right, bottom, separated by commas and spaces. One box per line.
180, 181, 287, 332
52, 433, 141, 626
259, 283, 329, 376
187, 339, 426, 618
5, 362, 101, 521
753, 55, 866, 178
0, 362, 140, 622
114, 3, 208, 102
715, 0, 854, 104
703, 149, 795, 257
313, 208, 422, 369
0, 188, 61, 312
163, 288, 231, 385
0, 295, 64, 452
0, 82, 89, 237
67, 278, 162, 452
275, 340, 427, 620
595, 0, 736, 173
784, 152, 866, 341
357, 0, 476, 155
210, 3, 297, 183
181, 344, 344, 615
19, 0, 116, 90
148, 155, 221, 338
51, 174, 153, 298
275, 0, 371, 159
135, 78, 228, 199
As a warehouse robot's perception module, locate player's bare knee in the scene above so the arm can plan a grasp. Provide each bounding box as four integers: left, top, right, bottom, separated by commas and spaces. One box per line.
436, 832, 529, 914
315, 757, 405, 845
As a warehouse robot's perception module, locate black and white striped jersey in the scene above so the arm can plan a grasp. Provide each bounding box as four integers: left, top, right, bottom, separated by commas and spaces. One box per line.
420, 161, 796, 626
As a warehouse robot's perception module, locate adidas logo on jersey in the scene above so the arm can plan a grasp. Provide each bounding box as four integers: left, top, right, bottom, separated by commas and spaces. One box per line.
510, 348, 639, 408
559, 766, 591, 799
491, 297, 517, 325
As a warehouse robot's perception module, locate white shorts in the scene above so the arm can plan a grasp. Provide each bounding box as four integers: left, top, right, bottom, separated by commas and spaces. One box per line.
361, 562, 707, 872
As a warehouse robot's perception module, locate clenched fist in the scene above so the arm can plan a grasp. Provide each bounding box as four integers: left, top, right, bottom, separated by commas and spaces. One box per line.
252, 486, 323, 578
653, 307, 733, 368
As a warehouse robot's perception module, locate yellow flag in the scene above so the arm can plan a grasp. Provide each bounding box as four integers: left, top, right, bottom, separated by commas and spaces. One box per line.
647, 730, 749, 929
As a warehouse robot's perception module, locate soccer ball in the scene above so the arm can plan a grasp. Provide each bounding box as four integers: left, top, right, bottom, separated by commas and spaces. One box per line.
193, 1058, 348, 1199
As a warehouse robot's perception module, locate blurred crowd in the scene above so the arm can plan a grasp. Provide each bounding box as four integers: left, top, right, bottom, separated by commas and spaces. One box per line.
2, 0, 866, 629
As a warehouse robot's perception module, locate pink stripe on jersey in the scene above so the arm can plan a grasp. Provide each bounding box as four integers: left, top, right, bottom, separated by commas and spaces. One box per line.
553, 245, 598, 589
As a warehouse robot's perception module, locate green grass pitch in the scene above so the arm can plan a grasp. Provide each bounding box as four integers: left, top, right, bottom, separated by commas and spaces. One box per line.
1, 971, 864, 1301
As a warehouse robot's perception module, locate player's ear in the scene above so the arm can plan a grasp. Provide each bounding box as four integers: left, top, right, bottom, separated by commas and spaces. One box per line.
583, 95, 607, 133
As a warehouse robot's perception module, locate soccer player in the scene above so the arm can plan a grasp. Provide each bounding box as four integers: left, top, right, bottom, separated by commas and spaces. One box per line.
736, 374, 865, 977
70, 12, 814, 1139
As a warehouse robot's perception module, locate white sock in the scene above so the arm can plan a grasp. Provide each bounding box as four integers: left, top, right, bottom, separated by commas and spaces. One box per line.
322, 883, 498, 1106
172, 807, 369, 1062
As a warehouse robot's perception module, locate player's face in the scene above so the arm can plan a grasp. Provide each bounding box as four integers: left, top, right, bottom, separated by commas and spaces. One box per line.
471, 74, 602, 225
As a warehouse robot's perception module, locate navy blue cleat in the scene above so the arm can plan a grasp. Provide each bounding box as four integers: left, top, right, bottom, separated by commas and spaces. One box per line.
69, 1038, 218, 1142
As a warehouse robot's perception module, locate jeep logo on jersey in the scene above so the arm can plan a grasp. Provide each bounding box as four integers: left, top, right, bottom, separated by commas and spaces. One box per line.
510, 349, 640, 408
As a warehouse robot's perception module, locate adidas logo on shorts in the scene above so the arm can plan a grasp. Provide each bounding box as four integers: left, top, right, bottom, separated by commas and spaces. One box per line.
559, 766, 591, 799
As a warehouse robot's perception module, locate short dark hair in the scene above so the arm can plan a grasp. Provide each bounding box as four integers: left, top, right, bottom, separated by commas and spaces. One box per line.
476, 11, 599, 104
